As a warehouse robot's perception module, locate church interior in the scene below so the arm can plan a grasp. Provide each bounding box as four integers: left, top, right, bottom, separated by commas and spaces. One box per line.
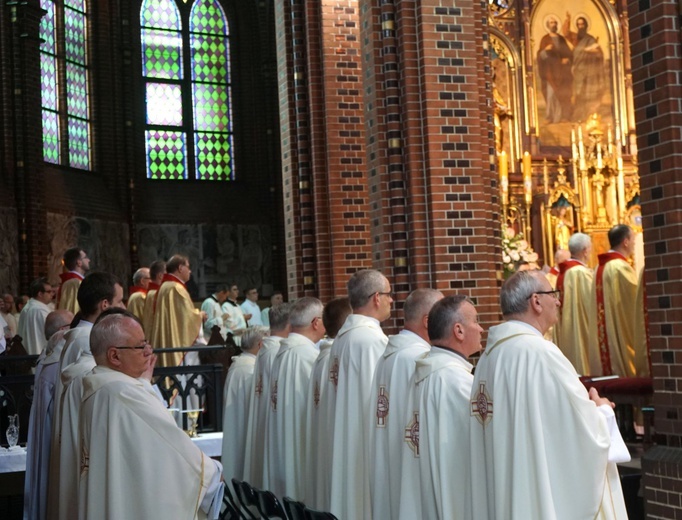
1, 0, 681, 516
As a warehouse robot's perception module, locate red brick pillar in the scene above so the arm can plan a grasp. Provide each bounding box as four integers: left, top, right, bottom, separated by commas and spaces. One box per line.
627, 0, 682, 516
277, 0, 372, 301
361, 0, 502, 323
4, 0, 49, 287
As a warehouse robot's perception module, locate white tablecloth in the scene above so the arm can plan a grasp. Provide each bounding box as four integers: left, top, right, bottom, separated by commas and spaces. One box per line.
0, 431, 223, 474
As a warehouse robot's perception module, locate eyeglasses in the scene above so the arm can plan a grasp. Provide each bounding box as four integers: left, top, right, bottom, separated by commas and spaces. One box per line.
527, 290, 561, 300
114, 340, 152, 351
376, 291, 393, 298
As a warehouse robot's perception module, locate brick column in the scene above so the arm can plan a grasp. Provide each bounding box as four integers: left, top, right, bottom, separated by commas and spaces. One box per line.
5, 0, 49, 287
627, 0, 682, 517
362, 0, 501, 322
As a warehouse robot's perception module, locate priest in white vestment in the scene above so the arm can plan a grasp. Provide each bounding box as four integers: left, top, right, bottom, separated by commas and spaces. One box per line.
18, 278, 56, 356
329, 269, 392, 520
264, 297, 325, 499
305, 298, 352, 510
222, 283, 248, 346
23, 311, 73, 520
201, 285, 230, 340
79, 313, 223, 519
369, 289, 443, 520
470, 270, 629, 520
221, 327, 266, 482
243, 303, 291, 488
241, 287, 263, 326
47, 273, 125, 520
416, 296, 482, 520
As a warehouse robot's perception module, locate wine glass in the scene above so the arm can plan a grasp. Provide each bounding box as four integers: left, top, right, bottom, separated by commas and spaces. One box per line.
187, 410, 200, 438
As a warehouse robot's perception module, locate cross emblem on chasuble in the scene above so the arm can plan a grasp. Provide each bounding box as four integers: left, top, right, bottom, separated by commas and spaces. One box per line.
471, 381, 494, 426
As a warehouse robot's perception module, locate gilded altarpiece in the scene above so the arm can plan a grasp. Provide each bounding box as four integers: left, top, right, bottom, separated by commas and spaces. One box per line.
489, 0, 641, 270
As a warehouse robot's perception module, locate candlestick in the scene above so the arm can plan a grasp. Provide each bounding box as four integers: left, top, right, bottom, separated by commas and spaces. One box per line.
523, 152, 532, 205
499, 152, 509, 207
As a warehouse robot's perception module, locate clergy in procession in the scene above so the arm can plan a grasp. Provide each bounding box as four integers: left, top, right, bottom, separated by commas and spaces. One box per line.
470, 270, 629, 520
0, 293, 18, 338
18, 278, 56, 355
329, 269, 392, 520
591, 224, 648, 376
416, 295, 483, 520
243, 303, 291, 487
263, 297, 325, 499
126, 267, 151, 321
221, 326, 267, 483
149, 254, 206, 365
47, 273, 123, 520
56, 248, 90, 314
49, 275, 125, 520
222, 282, 248, 345
24, 310, 73, 520
201, 284, 230, 341
79, 313, 224, 520
305, 297, 352, 510
141, 260, 165, 336
369, 288, 443, 520
241, 286, 263, 325
556, 233, 596, 375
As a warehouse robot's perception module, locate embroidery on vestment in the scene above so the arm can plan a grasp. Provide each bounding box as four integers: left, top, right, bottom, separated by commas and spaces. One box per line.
471, 381, 494, 426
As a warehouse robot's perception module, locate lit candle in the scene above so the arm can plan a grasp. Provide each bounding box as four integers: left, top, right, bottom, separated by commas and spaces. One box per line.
523, 152, 532, 205
499, 151, 508, 206
578, 125, 586, 171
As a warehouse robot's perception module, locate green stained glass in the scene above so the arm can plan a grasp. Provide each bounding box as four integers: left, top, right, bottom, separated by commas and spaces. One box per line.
65, 0, 86, 12
41, 54, 58, 111
195, 132, 233, 180
43, 111, 60, 164
40, 0, 56, 52
145, 130, 187, 180
141, 0, 181, 31
65, 7, 87, 66
68, 117, 90, 170
142, 29, 183, 80
192, 83, 230, 131
66, 63, 88, 119
191, 35, 228, 83
146, 83, 183, 125
190, 0, 228, 35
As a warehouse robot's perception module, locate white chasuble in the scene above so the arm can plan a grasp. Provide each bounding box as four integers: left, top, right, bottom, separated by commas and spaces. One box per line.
369, 330, 430, 520
329, 314, 388, 520
416, 347, 473, 520
263, 333, 318, 500
470, 321, 628, 520
304, 339, 333, 510
24, 330, 69, 520
243, 335, 283, 488
17, 298, 51, 356
79, 367, 223, 520
221, 352, 256, 482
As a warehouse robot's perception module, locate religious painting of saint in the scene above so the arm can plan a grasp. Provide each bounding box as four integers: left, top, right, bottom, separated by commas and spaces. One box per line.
531, 0, 614, 148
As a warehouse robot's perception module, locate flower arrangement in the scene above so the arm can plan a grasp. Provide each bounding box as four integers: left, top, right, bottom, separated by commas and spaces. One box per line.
502, 227, 539, 277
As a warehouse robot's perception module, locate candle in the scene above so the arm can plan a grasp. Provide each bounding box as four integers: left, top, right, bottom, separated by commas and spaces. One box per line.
499, 151, 508, 206
523, 152, 532, 205
578, 125, 586, 171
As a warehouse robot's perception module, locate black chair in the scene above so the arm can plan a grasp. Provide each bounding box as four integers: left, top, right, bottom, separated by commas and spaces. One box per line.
231, 478, 260, 519
220, 482, 245, 520
254, 488, 287, 519
283, 496, 306, 520
303, 506, 338, 520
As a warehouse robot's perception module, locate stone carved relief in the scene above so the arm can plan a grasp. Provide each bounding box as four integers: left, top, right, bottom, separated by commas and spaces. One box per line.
0, 208, 19, 294
136, 223, 273, 299
47, 213, 131, 293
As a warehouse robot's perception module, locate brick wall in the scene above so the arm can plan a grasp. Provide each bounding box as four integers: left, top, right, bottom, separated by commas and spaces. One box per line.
627, 0, 682, 517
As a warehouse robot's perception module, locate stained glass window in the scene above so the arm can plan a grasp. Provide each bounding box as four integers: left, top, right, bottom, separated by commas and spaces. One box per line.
40, 0, 92, 170
141, 0, 234, 180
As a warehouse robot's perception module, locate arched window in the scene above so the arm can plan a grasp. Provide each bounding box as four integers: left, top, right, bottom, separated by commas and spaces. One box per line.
40, 0, 92, 170
140, 0, 234, 181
